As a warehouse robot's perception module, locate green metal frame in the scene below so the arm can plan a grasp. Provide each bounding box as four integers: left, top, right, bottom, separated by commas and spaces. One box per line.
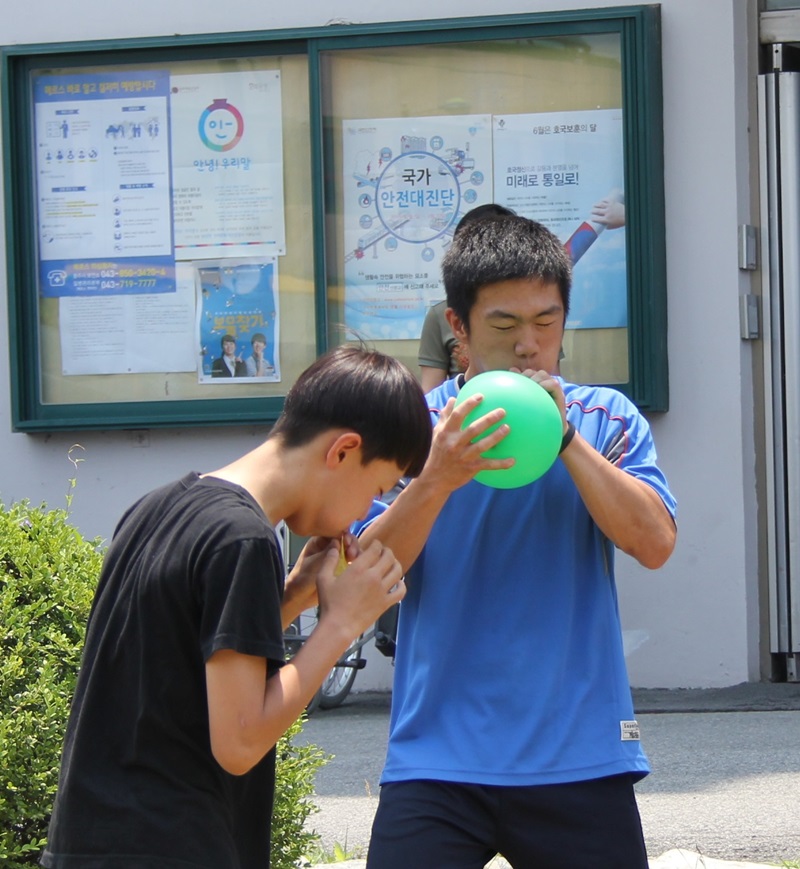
2, 5, 667, 432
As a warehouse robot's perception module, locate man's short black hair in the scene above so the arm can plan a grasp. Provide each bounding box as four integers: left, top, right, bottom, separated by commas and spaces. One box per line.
251, 333, 267, 344
454, 203, 516, 236
442, 214, 572, 330
270, 346, 431, 478
220, 333, 236, 346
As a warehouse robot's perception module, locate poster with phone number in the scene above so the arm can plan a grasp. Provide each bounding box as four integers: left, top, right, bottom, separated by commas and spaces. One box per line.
34, 69, 175, 299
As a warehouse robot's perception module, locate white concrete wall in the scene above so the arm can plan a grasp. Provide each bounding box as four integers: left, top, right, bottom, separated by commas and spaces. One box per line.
616, 0, 760, 688
0, 0, 760, 688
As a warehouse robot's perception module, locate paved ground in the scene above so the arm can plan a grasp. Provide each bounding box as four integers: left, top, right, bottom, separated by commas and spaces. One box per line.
296, 683, 800, 867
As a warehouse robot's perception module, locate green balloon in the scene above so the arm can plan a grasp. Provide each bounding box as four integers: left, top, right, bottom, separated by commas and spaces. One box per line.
454, 370, 563, 489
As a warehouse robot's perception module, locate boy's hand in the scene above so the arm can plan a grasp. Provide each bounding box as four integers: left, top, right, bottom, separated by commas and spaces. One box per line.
282, 532, 358, 625
209, 540, 401, 776
316, 539, 405, 640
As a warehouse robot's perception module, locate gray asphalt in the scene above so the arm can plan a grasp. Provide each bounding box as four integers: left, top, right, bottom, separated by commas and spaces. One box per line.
297, 684, 800, 865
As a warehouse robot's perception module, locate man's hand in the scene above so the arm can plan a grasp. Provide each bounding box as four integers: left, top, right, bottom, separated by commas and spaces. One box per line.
510, 367, 569, 435
418, 394, 513, 493
510, 367, 675, 568
358, 395, 513, 572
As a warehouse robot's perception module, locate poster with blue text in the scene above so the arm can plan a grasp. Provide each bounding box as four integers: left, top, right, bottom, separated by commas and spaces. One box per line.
171, 71, 285, 260
197, 259, 281, 384
34, 71, 174, 298
493, 109, 626, 330
342, 115, 493, 340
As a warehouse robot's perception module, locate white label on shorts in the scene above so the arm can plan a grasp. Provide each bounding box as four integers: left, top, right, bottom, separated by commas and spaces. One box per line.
620, 720, 641, 741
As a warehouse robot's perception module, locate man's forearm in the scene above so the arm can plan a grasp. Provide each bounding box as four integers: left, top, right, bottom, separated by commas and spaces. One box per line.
560, 432, 676, 569
358, 476, 452, 573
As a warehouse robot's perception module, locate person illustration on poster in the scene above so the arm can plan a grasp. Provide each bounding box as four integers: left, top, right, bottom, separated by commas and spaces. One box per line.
245, 332, 275, 378
211, 334, 247, 378
197, 259, 281, 384
564, 188, 625, 266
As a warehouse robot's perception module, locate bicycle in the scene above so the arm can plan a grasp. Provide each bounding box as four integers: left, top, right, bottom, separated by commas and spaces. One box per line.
283, 602, 398, 713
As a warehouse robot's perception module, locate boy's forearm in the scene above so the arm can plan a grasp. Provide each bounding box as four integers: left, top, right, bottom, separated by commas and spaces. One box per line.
208, 543, 406, 776
281, 595, 309, 630
206, 618, 355, 776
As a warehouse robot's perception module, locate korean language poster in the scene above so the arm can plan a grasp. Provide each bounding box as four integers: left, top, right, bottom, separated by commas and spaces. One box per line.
341, 108, 626, 339
196, 259, 281, 384
33, 67, 287, 382
493, 109, 626, 330
341, 115, 493, 340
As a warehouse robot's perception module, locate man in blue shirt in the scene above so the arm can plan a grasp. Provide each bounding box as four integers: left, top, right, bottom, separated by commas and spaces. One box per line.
361, 213, 677, 869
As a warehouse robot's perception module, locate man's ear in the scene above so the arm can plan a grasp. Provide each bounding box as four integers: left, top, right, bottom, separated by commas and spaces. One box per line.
445, 307, 468, 342
324, 432, 363, 468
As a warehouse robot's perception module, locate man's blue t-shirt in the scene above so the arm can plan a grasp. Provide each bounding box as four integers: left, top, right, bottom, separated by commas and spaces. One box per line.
377, 377, 676, 788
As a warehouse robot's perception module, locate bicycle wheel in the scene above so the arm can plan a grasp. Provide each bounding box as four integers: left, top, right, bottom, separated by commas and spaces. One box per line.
318, 634, 363, 709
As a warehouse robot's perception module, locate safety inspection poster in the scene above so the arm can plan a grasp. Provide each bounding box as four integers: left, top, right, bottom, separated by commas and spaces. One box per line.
341, 114, 493, 341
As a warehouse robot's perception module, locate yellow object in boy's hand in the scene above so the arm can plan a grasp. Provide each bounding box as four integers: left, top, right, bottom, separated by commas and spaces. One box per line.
334, 538, 348, 577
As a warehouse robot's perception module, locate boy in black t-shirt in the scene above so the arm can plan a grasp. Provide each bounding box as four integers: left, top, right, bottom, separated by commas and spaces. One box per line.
42, 346, 435, 869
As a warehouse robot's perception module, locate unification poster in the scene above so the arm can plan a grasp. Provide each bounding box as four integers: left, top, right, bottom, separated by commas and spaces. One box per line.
493, 109, 627, 329
341, 115, 493, 340
197, 259, 281, 384
171, 71, 286, 260
34, 71, 175, 298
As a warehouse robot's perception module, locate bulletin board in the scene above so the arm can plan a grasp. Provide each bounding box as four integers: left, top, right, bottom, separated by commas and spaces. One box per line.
2, 6, 667, 431
321, 33, 635, 388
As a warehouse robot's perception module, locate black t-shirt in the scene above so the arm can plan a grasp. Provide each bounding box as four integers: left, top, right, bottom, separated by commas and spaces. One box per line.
41, 473, 286, 868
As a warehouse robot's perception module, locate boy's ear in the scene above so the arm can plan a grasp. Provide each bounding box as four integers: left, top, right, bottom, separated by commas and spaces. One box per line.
445, 307, 468, 342
324, 432, 363, 468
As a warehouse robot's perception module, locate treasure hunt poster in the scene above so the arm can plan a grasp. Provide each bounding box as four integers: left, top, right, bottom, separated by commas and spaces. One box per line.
197, 259, 280, 383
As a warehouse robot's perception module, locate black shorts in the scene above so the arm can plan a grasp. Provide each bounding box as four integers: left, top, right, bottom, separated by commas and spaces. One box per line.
366, 776, 649, 869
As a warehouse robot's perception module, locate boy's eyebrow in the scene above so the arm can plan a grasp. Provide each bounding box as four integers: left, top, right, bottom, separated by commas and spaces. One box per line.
485, 304, 563, 320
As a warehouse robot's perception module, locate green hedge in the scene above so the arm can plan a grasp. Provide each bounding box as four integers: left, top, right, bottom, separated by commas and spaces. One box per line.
0, 497, 327, 868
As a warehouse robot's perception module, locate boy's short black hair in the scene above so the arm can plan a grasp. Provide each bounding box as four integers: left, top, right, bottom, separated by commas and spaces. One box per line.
220, 334, 236, 346
442, 214, 572, 330
251, 333, 267, 344
271, 346, 432, 478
